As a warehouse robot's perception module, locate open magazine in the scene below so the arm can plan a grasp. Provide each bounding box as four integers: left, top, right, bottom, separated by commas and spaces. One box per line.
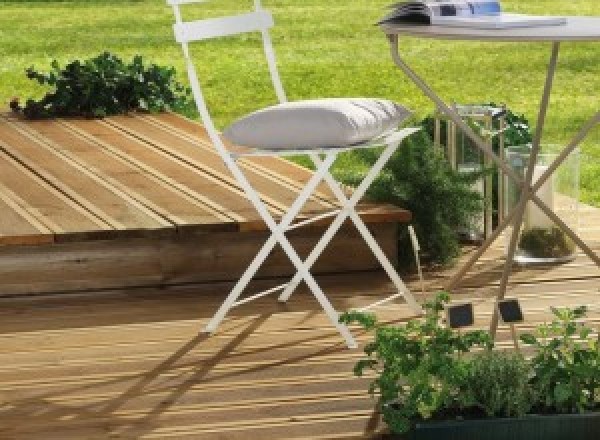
379, 1, 567, 29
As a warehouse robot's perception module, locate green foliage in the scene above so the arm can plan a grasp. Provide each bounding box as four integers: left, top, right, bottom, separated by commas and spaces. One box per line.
338, 129, 484, 266
519, 227, 576, 259
494, 104, 533, 148
520, 306, 600, 414
340, 292, 492, 433
12, 52, 190, 119
456, 351, 534, 418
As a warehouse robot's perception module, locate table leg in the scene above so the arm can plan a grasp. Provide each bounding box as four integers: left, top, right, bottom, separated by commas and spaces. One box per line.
388, 35, 600, 339
490, 42, 561, 338
389, 35, 527, 291
389, 35, 524, 187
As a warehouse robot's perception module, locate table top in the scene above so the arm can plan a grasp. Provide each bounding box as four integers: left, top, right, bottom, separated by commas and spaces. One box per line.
380, 17, 600, 42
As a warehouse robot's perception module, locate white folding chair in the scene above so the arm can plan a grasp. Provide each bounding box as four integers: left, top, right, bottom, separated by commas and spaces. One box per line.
168, 0, 423, 348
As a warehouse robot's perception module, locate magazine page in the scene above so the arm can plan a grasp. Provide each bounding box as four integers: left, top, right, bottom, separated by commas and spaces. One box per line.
380, 1, 566, 29
424, 1, 502, 17
380, 1, 502, 24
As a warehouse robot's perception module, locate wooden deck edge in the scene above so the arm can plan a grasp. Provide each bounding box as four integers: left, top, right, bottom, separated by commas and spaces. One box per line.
238, 204, 411, 232
0, 222, 398, 297
0, 205, 410, 247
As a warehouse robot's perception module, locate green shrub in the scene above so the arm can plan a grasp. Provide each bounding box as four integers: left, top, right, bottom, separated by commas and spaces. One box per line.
11, 52, 191, 119
457, 351, 534, 418
338, 129, 485, 266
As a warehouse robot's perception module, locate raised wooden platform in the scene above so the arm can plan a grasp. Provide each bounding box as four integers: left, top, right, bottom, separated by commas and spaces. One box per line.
0, 112, 409, 295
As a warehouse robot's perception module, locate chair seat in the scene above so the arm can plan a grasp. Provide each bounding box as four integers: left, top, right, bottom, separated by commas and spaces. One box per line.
223, 98, 412, 150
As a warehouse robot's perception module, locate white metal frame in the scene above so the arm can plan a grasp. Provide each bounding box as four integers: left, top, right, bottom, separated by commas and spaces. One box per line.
168, 0, 423, 348
386, 34, 600, 338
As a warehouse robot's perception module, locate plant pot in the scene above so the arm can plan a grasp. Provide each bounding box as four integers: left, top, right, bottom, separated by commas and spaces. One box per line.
384, 412, 600, 440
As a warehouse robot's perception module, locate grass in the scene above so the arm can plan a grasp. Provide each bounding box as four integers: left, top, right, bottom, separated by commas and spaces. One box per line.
1, 0, 599, 205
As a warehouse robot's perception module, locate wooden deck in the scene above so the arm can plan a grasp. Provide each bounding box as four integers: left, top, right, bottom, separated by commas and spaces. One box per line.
1, 238, 598, 439
0, 111, 598, 439
0, 112, 409, 295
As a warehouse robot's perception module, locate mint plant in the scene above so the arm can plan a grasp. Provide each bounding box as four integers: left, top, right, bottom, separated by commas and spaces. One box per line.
340, 292, 492, 434
12, 52, 191, 119
520, 306, 600, 414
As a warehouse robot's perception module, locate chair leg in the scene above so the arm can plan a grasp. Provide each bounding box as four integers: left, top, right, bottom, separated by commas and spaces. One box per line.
279, 145, 422, 314
204, 153, 358, 348
204, 153, 335, 333
204, 234, 279, 333
324, 161, 421, 312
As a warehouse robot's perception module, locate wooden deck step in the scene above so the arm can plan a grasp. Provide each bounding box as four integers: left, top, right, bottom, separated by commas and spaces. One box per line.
0, 111, 411, 296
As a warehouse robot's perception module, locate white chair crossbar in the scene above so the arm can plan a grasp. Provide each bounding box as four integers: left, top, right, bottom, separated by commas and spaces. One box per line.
168, 0, 423, 348
286, 209, 343, 232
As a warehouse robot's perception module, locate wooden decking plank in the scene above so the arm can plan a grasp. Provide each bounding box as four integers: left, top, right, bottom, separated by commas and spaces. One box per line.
96, 117, 287, 219
0, 186, 52, 245
3, 394, 374, 435
3, 118, 172, 232
142, 112, 340, 206
61, 118, 261, 225
1, 314, 596, 385
0, 180, 63, 235
54, 119, 232, 227
0, 126, 126, 232
0, 411, 379, 440
0, 112, 410, 243
60, 118, 247, 224
0, 146, 107, 236
1, 294, 596, 373
25, 119, 226, 230
43, 379, 373, 417
104, 115, 333, 215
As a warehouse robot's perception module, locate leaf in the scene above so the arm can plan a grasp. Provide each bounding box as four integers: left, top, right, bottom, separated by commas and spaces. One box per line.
520, 333, 537, 345
573, 306, 588, 319
579, 327, 592, 340
339, 311, 377, 330
553, 383, 572, 404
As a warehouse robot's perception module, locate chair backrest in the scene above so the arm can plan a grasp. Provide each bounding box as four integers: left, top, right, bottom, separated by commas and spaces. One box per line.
167, 0, 287, 155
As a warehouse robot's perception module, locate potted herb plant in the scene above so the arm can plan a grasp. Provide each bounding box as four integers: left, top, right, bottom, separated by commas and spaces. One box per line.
340, 295, 600, 440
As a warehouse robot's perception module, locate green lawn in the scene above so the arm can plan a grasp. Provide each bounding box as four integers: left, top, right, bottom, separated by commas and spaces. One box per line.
1, 0, 599, 204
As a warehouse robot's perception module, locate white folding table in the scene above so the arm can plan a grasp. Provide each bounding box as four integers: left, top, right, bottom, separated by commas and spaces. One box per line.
380, 17, 600, 337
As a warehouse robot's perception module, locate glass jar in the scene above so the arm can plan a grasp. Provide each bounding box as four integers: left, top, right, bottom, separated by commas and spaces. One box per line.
504, 146, 580, 264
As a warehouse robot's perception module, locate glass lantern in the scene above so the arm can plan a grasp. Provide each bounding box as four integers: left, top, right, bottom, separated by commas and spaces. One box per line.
434, 104, 507, 241
504, 146, 580, 264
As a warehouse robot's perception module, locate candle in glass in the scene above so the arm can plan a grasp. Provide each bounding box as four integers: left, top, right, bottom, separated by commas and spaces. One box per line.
525, 165, 554, 230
